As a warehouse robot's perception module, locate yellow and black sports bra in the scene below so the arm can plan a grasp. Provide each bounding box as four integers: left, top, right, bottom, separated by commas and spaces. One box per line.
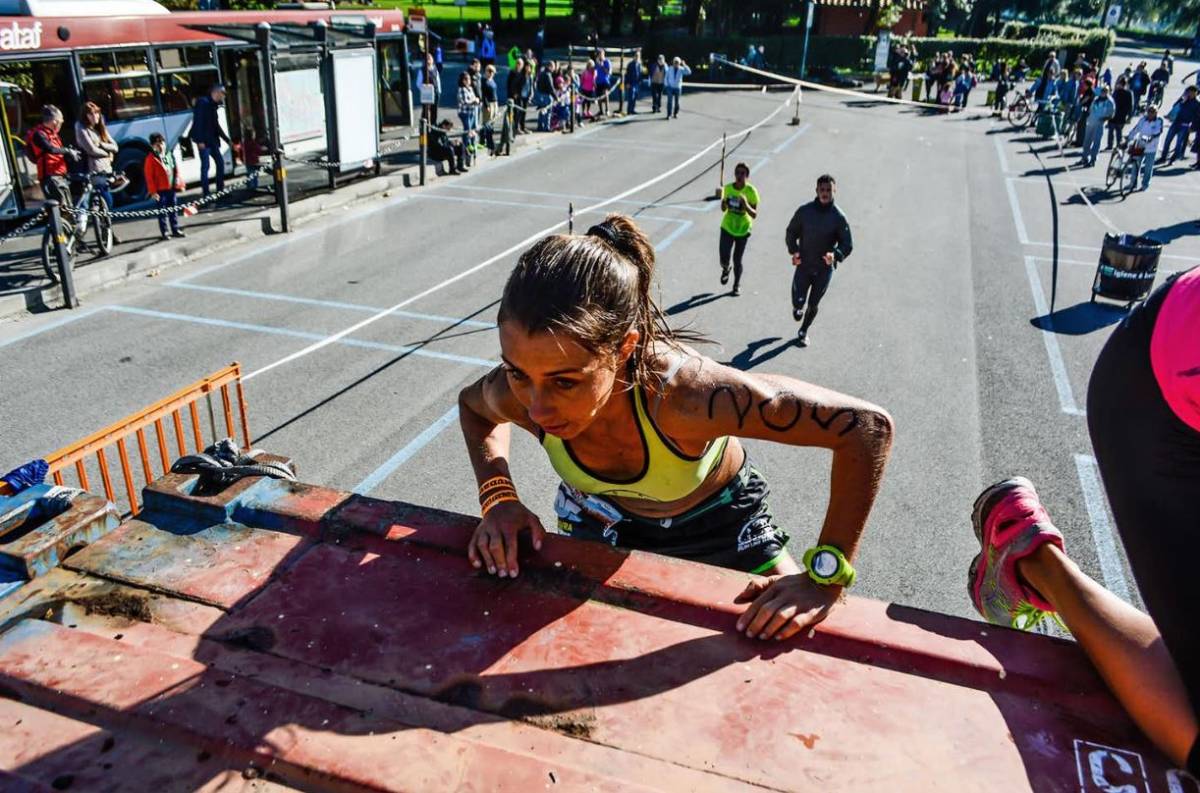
540, 371, 729, 503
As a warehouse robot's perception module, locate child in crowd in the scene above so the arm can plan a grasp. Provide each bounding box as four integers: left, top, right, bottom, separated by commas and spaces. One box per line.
144, 132, 185, 240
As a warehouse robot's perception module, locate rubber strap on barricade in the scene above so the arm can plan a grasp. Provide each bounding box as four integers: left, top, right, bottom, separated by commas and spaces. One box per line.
171, 438, 296, 490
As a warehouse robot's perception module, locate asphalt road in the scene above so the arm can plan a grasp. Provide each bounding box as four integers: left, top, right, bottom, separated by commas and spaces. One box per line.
3, 79, 1197, 622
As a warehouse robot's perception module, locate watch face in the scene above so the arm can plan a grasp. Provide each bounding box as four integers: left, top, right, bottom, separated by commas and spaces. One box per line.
811, 550, 840, 579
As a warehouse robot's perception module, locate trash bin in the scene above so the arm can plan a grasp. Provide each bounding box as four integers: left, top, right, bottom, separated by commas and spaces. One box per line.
911, 76, 923, 102
1091, 233, 1162, 306
1035, 106, 1061, 138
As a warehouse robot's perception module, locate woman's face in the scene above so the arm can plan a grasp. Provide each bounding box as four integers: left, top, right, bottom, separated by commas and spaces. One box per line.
87, 108, 100, 126
498, 321, 633, 439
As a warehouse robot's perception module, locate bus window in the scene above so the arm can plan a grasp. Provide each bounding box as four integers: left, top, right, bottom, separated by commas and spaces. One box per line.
158, 71, 214, 114
81, 75, 155, 121
156, 46, 214, 71
79, 49, 150, 77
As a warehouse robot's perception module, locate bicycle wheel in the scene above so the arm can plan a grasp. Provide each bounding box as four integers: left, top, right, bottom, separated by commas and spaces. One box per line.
40, 222, 74, 284
1120, 158, 1138, 197
93, 199, 113, 256
1009, 99, 1031, 128
1105, 150, 1122, 190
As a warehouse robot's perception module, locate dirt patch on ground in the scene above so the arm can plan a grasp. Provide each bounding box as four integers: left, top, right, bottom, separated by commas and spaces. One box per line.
527, 712, 597, 740
72, 591, 153, 622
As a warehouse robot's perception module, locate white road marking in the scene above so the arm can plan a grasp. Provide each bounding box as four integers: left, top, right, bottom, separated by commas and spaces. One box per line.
1073, 454, 1132, 602
1022, 256, 1086, 416
993, 135, 1011, 175
772, 123, 811, 154
436, 183, 709, 212
353, 405, 461, 495
1004, 177, 1032, 244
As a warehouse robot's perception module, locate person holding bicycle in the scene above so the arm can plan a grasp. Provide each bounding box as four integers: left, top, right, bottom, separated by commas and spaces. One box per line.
25, 105, 80, 220
1149, 60, 1171, 108
74, 102, 120, 214
1127, 104, 1164, 191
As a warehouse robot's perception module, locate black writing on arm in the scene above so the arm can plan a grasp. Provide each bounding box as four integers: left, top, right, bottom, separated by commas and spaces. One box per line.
708, 384, 753, 430
756, 391, 806, 433
811, 405, 860, 437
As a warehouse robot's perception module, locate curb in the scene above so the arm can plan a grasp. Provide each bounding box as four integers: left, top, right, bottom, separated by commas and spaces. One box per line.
0, 128, 566, 321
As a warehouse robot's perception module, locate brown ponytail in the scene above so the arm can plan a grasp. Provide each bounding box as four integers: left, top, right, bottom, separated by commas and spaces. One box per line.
499, 213, 699, 386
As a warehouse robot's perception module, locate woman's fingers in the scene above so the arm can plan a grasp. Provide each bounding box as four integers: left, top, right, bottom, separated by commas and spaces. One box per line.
774, 619, 808, 641
488, 533, 509, 577
476, 532, 498, 575
468, 527, 482, 569
743, 595, 785, 638
501, 525, 521, 577
527, 515, 547, 551
734, 578, 771, 607
757, 603, 799, 640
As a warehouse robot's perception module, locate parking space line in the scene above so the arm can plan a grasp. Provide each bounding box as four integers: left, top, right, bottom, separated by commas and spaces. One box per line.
0, 308, 101, 350
1004, 178, 1031, 244
655, 220, 694, 251
1022, 256, 1086, 417
772, 123, 811, 154
558, 139, 776, 158
993, 136, 1011, 175
1008, 173, 1200, 196
1073, 453, 1131, 603
353, 405, 460, 495
1025, 240, 1198, 262
415, 193, 691, 227
105, 305, 497, 368
168, 283, 496, 328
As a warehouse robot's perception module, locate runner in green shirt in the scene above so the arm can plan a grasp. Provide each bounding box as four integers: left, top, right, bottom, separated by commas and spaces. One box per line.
719, 162, 759, 296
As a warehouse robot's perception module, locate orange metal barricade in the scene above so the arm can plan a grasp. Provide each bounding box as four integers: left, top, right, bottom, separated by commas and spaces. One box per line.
39, 363, 252, 516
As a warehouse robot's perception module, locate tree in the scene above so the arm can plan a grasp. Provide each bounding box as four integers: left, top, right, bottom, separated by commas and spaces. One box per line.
490, 0, 502, 26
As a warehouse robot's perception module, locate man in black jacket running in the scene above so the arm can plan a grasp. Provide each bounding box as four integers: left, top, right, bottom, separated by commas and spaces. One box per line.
784, 174, 854, 347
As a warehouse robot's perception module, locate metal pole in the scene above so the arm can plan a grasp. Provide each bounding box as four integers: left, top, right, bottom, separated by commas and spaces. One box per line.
419, 117, 428, 185
257, 23, 289, 233
800, 0, 814, 80
569, 83, 576, 132
714, 132, 726, 200
790, 85, 801, 125
45, 201, 77, 309
617, 49, 625, 116
568, 202, 574, 234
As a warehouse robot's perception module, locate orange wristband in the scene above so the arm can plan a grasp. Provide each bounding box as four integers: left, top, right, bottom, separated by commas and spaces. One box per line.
481, 492, 519, 515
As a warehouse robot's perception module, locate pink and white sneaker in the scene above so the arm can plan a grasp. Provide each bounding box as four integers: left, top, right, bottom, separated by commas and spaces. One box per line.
968, 477, 1066, 631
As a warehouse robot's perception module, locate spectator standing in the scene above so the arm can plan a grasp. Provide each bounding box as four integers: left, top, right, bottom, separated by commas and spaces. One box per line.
664, 56, 691, 120
519, 58, 535, 133
1080, 85, 1114, 167
580, 59, 596, 119
1013, 58, 1028, 82
144, 132, 185, 240
718, 162, 758, 296
1042, 49, 1061, 82
1128, 105, 1164, 191
1058, 69, 1081, 127
191, 83, 229, 197
888, 45, 913, 100
480, 64, 499, 153
1109, 75, 1134, 150
993, 61, 1011, 115
784, 174, 853, 347
415, 52, 441, 127
953, 66, 975, 109
457, 71, 480, 154
1101, 66, 1113, 88
25, 104, 79, 218
479, 26, 497, 69
650, 54, 666, 113
74, 101, 119, 212
1159, 85, 1200, 166
534, 59, 555, 131
625, 50, 643, 114
506, 56, 527, 130
594, 48, 612, 117
468, 58, 483, 105
1131, 62, 1150, 111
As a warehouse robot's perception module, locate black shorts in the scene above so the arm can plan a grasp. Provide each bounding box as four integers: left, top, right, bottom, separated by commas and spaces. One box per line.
1086, 268, 1200, 775
553, 456, 791, 574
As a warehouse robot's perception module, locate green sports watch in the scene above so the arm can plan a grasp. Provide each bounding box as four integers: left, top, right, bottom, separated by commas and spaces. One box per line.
802, 545, 857, 587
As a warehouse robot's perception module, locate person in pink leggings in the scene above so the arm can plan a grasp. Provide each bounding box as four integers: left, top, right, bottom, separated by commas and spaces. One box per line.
969, 266, 1199, 775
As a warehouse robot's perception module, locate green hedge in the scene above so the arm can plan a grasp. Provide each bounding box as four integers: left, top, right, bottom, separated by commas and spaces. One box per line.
635, 27, 1112, 77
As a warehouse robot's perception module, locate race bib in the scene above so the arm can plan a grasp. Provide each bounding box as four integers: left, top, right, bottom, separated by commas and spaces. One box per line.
420, 84, 436, 105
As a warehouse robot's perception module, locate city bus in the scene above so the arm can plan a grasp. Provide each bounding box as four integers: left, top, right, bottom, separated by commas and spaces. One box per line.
0, 0, 408, 214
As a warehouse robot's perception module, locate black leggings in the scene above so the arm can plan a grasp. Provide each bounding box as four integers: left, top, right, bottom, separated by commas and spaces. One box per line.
1086, 269, 1200, 775
718, 229, 748, 284
791, 266, 833, 331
